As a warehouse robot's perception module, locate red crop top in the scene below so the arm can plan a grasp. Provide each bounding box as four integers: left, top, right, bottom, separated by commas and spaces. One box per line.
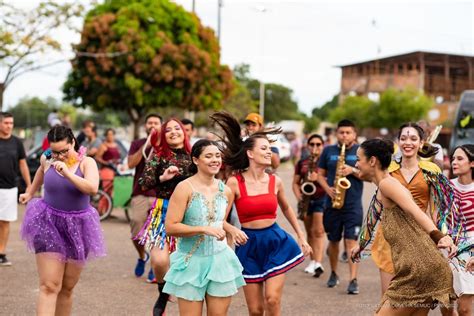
234, 174, 278, 224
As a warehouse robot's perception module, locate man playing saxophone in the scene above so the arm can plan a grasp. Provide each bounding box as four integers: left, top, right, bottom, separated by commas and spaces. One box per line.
292, 134, 327, 277
317, 119, 363, 295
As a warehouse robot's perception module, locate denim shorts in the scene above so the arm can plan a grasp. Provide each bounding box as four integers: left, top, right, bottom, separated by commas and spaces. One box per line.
307, 198, 325, 214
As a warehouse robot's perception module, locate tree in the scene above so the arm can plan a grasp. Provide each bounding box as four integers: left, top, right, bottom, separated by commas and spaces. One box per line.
329, 95, 374, 128
8, 97, 53, 129
312, 94, 339, 121
232, 63, 303, 123
194, 80, 257, 126
328, 88, 433, 132
0, 1, 83, 110
63, 0, 233, 138
370, 88, 432, 129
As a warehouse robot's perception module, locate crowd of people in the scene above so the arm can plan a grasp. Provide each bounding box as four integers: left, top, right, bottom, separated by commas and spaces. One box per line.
0, 109, 473, 316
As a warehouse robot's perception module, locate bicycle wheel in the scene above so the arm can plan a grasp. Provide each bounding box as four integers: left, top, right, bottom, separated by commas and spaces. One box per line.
91, 189, 113, 221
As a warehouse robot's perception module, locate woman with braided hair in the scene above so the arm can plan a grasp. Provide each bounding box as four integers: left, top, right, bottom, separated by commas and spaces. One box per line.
19, 125, 105, 315
210, 111, 311, 315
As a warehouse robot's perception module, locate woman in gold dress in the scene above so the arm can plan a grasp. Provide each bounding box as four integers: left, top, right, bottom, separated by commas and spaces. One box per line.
352, 138, 456, 315
372, 123, 460, 298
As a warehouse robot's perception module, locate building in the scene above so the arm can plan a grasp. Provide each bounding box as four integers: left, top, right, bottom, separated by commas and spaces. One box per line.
338, 51, 474, 129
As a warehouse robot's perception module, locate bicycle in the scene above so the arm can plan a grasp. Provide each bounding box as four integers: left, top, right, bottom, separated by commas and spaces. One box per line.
91, 164, 133, 222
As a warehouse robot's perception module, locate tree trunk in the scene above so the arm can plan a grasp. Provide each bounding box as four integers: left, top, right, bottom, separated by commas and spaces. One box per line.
0, 82, 4, 111
127, 107, 141, 140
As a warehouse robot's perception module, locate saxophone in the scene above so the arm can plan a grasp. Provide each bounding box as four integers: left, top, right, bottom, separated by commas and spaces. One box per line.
332, 143, 352, 209
297, 154, 317, 220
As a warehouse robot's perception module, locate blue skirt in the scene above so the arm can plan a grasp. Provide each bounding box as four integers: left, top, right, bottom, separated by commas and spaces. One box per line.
235, 223, 304, 283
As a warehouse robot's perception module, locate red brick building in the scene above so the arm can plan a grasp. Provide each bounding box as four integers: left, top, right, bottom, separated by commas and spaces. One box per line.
338, 51, 474, 128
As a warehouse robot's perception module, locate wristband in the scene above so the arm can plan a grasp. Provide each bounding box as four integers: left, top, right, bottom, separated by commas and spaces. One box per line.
429, 230, 445, 244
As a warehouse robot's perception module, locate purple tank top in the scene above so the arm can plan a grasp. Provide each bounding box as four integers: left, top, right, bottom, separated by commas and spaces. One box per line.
43, 166, 90, 211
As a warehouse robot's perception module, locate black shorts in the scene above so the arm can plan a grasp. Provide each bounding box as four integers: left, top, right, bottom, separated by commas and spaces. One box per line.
323, 207, 363, 242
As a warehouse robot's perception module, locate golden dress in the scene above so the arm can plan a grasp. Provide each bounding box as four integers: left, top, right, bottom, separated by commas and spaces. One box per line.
371, 161, 437, 274
379, 202, 454, 309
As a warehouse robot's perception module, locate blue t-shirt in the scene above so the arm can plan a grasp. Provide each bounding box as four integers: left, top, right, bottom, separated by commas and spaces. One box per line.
318, 144, 363, 210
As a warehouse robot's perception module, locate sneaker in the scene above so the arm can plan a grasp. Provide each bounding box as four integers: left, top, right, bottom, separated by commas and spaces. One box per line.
134, 252, 149, 277
347, 278, 359, 294
313, 263, 324, 278
0, 254, 12, 267
327, 271, 339, 288
339, 251, 349, 263
147, 268, 156, 283
304, 260, 317, 274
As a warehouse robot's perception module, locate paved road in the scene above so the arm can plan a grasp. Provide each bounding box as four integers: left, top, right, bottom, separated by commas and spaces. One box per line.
1, 163, 445, 315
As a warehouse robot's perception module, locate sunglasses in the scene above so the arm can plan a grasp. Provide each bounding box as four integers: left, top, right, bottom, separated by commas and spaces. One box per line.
308, 142, 323, 147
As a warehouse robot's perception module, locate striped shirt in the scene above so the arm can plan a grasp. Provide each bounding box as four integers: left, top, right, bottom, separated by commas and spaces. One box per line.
451, 178, 474, 233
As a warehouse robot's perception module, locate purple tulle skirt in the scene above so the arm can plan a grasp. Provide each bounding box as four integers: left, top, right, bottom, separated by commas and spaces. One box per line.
20, 198, 106, 264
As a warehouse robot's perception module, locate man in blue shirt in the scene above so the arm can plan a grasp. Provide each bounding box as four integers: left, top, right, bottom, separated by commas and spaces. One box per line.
318, 119, 363, 294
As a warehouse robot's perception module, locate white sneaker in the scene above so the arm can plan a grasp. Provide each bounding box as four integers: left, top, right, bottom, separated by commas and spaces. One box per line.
304, 260, 317, 274
313, 262, 325, 278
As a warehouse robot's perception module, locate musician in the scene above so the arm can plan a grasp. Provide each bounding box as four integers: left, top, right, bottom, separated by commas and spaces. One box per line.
292, 134, 327, 277
127, 113, 162, 282
317, 119, 363, 294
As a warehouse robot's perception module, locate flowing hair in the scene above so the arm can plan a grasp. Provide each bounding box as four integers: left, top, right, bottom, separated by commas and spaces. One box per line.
156, 118, 191, 159
210, 111, 281, 172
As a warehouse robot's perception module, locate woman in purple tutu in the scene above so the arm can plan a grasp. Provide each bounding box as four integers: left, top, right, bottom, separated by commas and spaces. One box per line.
19, 125, 106, 315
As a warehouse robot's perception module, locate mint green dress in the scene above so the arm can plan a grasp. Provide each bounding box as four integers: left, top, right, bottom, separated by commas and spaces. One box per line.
163, 180, 245, 301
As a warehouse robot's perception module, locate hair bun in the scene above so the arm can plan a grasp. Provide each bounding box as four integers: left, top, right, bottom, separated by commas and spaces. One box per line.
383, 139, 395, 155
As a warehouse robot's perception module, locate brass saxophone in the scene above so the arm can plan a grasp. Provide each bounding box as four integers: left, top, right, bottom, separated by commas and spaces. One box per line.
332, 143, 351, 209
297, 154, 317, 220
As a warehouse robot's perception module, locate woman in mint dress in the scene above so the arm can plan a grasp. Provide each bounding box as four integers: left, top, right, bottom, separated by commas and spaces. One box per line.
164, 139, 247, 315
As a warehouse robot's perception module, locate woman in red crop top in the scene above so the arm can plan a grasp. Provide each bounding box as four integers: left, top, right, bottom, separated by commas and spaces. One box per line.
211, 112, 311, 316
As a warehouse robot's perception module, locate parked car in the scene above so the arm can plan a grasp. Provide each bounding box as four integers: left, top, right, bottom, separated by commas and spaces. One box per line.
450, 90, 474, 154
270, 134, 291, 162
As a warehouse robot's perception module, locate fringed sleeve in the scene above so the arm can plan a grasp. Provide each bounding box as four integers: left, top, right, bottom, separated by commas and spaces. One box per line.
355, 193, 383, 261
422, 170, 472, 257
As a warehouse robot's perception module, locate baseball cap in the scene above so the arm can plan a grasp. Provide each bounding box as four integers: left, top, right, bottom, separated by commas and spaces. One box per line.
244, 113, 263, 125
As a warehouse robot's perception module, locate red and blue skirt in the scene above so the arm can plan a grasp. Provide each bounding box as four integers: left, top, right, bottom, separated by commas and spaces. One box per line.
236, 223, 304, 283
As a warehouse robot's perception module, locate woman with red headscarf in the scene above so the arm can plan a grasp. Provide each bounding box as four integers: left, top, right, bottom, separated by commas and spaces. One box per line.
135, 118, 193, 316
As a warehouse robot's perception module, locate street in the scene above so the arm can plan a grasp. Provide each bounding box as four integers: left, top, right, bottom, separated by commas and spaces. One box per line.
1, 163, 446, 315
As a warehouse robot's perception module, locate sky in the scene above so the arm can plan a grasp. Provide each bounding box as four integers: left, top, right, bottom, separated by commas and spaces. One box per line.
2, 0, 473, 115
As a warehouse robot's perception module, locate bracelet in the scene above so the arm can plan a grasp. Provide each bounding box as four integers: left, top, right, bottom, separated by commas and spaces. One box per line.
429, 230, 445, 244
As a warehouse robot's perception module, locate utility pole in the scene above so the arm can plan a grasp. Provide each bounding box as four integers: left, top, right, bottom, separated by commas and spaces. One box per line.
255, 5, 267, 119
192, 0, 195, 13
217, 0, 223, 43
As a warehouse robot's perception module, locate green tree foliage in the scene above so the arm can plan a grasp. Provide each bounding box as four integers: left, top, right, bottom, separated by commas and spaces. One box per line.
312, 95, 339, 121
194, 80, 257, 126
232, 63, 305, 123
9, 97, 53, 129
370, 88, 432, 129
329, 95, 374, 128
0, 1, 83, 109
329, 88, 433, 131
63, 0, 233, 138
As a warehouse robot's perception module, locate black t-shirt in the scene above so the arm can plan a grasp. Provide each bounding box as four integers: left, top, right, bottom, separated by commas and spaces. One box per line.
0, 136, 26, 188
